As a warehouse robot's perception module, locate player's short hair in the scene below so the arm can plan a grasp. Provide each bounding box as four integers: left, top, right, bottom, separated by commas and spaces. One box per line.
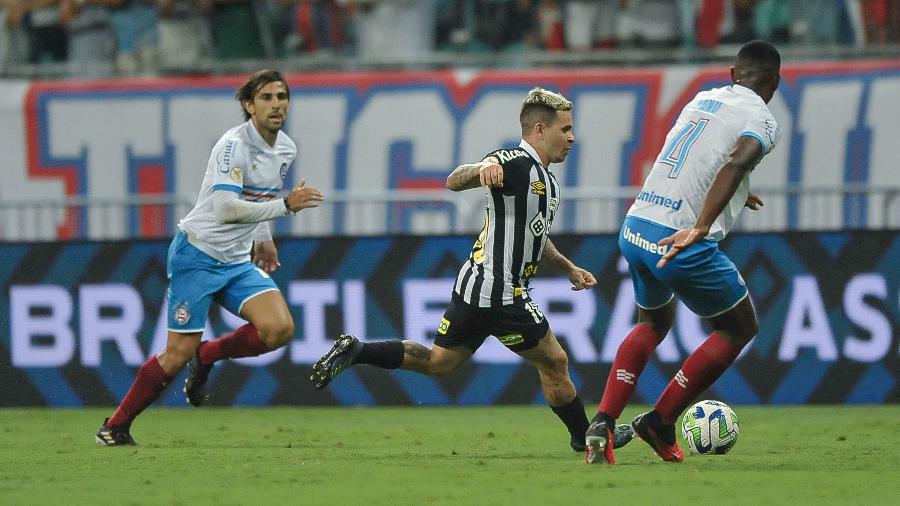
736, 40, 781, 73
235, 69, 290, 121
520, 87, 573, 133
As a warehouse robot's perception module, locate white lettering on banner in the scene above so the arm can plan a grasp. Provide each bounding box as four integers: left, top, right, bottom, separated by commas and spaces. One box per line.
168, 96, 239, 201
10, 285, 75, 367
287, 94, 347, 236
529, 279, 598, 362
865, 78, 900, 228
345, 90, 455, 234
341, 279, 367, 338
403, 279, 452, 347
843, 274, 891, 362
288, 280, 338, 363
78, 284, 145, 367
47, 99, 164, 239
572, 91, 638, 232
797, 81, 864, 230
779, 275, 839, 360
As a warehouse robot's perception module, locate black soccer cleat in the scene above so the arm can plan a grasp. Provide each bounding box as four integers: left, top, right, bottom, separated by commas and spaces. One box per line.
310, 334, 363, 390
95, 418, 137, 447
631, 410, 685, 463
183, 344, 214, 407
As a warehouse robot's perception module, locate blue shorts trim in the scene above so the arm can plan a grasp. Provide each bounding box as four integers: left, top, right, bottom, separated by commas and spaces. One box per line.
166, 231, 279, 331
619, 216, 748, 318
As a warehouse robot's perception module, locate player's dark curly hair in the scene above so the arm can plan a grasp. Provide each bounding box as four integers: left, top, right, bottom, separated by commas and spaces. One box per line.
235, 69, 290, 121
736, 40, 781, 73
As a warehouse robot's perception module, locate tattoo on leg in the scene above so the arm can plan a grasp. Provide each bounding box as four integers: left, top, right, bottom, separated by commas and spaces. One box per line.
403, 342, 430, 361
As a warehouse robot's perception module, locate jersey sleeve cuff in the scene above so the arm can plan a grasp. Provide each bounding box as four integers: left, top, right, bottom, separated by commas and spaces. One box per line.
211, 184, 242, 193
740, 130, 769, 154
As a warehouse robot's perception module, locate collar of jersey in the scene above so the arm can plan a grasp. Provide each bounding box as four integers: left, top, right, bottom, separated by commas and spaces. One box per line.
731, 84, 762, 101
518, 139, 545, 170
244, 120, 280, 151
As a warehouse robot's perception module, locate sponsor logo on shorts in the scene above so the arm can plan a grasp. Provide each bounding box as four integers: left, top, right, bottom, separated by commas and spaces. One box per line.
497, 334, 524, 347
173, 302, 191, 325
622, 225, 669, 256
437, 317, 450, 335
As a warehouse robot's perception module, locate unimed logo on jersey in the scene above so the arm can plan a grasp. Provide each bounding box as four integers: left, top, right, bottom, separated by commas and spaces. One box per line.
9, 61, 900, 240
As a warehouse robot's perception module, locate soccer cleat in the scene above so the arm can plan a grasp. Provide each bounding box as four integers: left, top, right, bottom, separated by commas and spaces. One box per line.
631, 410, 685, 463
613, 423, 636, 449
584, 414, 616, 464
310, 334, 363, 390
183, 344, 214, 407
95, 418, 137, 446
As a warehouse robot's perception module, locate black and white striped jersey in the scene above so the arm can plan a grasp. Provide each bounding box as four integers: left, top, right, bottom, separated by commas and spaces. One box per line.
454, 140, 561, 307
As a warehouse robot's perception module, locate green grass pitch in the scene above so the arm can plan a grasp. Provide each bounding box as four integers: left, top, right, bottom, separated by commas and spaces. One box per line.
1, 405, 897, 505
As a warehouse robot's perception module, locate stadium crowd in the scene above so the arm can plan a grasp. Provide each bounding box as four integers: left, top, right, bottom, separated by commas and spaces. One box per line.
0, 0, 898, 76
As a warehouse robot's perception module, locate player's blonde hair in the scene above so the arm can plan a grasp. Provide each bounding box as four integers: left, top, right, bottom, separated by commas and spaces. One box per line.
520, 87, 572, 134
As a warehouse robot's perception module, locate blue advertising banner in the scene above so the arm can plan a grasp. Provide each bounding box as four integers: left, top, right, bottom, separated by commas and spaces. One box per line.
1, 231, 898, 407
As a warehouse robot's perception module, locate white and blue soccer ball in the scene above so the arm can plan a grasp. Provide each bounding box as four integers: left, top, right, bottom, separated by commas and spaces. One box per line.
680, 400, 740, 455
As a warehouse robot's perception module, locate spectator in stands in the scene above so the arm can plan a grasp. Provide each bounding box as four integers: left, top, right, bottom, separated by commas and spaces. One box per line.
156, 0, 212, 70
271, 0, 347, 56
477, 0, 539, 52
563, 0, 621, 50
1, 1, 29, 69
617, 0, 681, 48
348, 0, 436, 61
210, 0, 264, 59
60, 0, 120, 77
537, 0, 565, 50
110, 0, 157, 75
7, 1, 69, 64
754, 0, 792, 44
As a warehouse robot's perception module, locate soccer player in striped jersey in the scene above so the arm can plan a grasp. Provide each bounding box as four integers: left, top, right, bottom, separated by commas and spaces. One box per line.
96, 70, 324, 446
311, 87, 634, 453
584, 40, 783, 465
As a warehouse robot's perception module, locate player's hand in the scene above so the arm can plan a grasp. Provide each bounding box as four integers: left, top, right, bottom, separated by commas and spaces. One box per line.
656, 228, 705, 269
478, 162, 504, 188
745, 192, 764, 210
285, 178, 324, 212
254, 240, 281, 273
568, 267, 597, 291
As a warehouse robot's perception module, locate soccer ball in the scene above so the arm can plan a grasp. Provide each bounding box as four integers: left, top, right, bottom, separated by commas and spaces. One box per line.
680, 400, 740, 455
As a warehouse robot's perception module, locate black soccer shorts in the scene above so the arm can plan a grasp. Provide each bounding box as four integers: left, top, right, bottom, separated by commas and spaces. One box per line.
434, 292, 550, 353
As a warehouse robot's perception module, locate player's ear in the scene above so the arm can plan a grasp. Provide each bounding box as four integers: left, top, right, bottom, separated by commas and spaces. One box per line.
243, 99, 254, 117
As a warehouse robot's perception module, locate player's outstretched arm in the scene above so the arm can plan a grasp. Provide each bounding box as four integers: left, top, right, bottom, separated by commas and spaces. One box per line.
212, 179, 323, 224
656, 136, 763, 269
446, 156, 502, 191
541, 239, 597, 291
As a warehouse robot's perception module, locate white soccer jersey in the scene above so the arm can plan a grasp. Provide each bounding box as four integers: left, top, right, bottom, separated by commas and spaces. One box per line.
627, 84, 782, 241
178, 120, 297, 263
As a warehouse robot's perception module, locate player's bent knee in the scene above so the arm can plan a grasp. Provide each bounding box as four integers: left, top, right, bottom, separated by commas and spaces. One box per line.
256, 320, 295, 349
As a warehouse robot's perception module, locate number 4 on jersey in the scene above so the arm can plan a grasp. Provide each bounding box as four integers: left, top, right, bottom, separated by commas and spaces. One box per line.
660, 118, 709, 178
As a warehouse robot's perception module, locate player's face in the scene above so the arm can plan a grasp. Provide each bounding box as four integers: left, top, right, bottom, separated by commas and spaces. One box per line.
545, 110, 574, 164
246, 81, 290, 133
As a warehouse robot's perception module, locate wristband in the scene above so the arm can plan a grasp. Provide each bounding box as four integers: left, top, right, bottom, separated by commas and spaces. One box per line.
283, 197, 294, 214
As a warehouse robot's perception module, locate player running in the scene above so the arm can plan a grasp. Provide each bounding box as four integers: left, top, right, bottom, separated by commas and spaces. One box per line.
310, 87, 634, 454
96, 69, 323, 446
584, 40, 783, 464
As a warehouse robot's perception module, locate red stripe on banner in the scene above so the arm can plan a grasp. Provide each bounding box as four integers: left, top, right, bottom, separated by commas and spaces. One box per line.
24, 87, 79, 239
137, 164, 166, 238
